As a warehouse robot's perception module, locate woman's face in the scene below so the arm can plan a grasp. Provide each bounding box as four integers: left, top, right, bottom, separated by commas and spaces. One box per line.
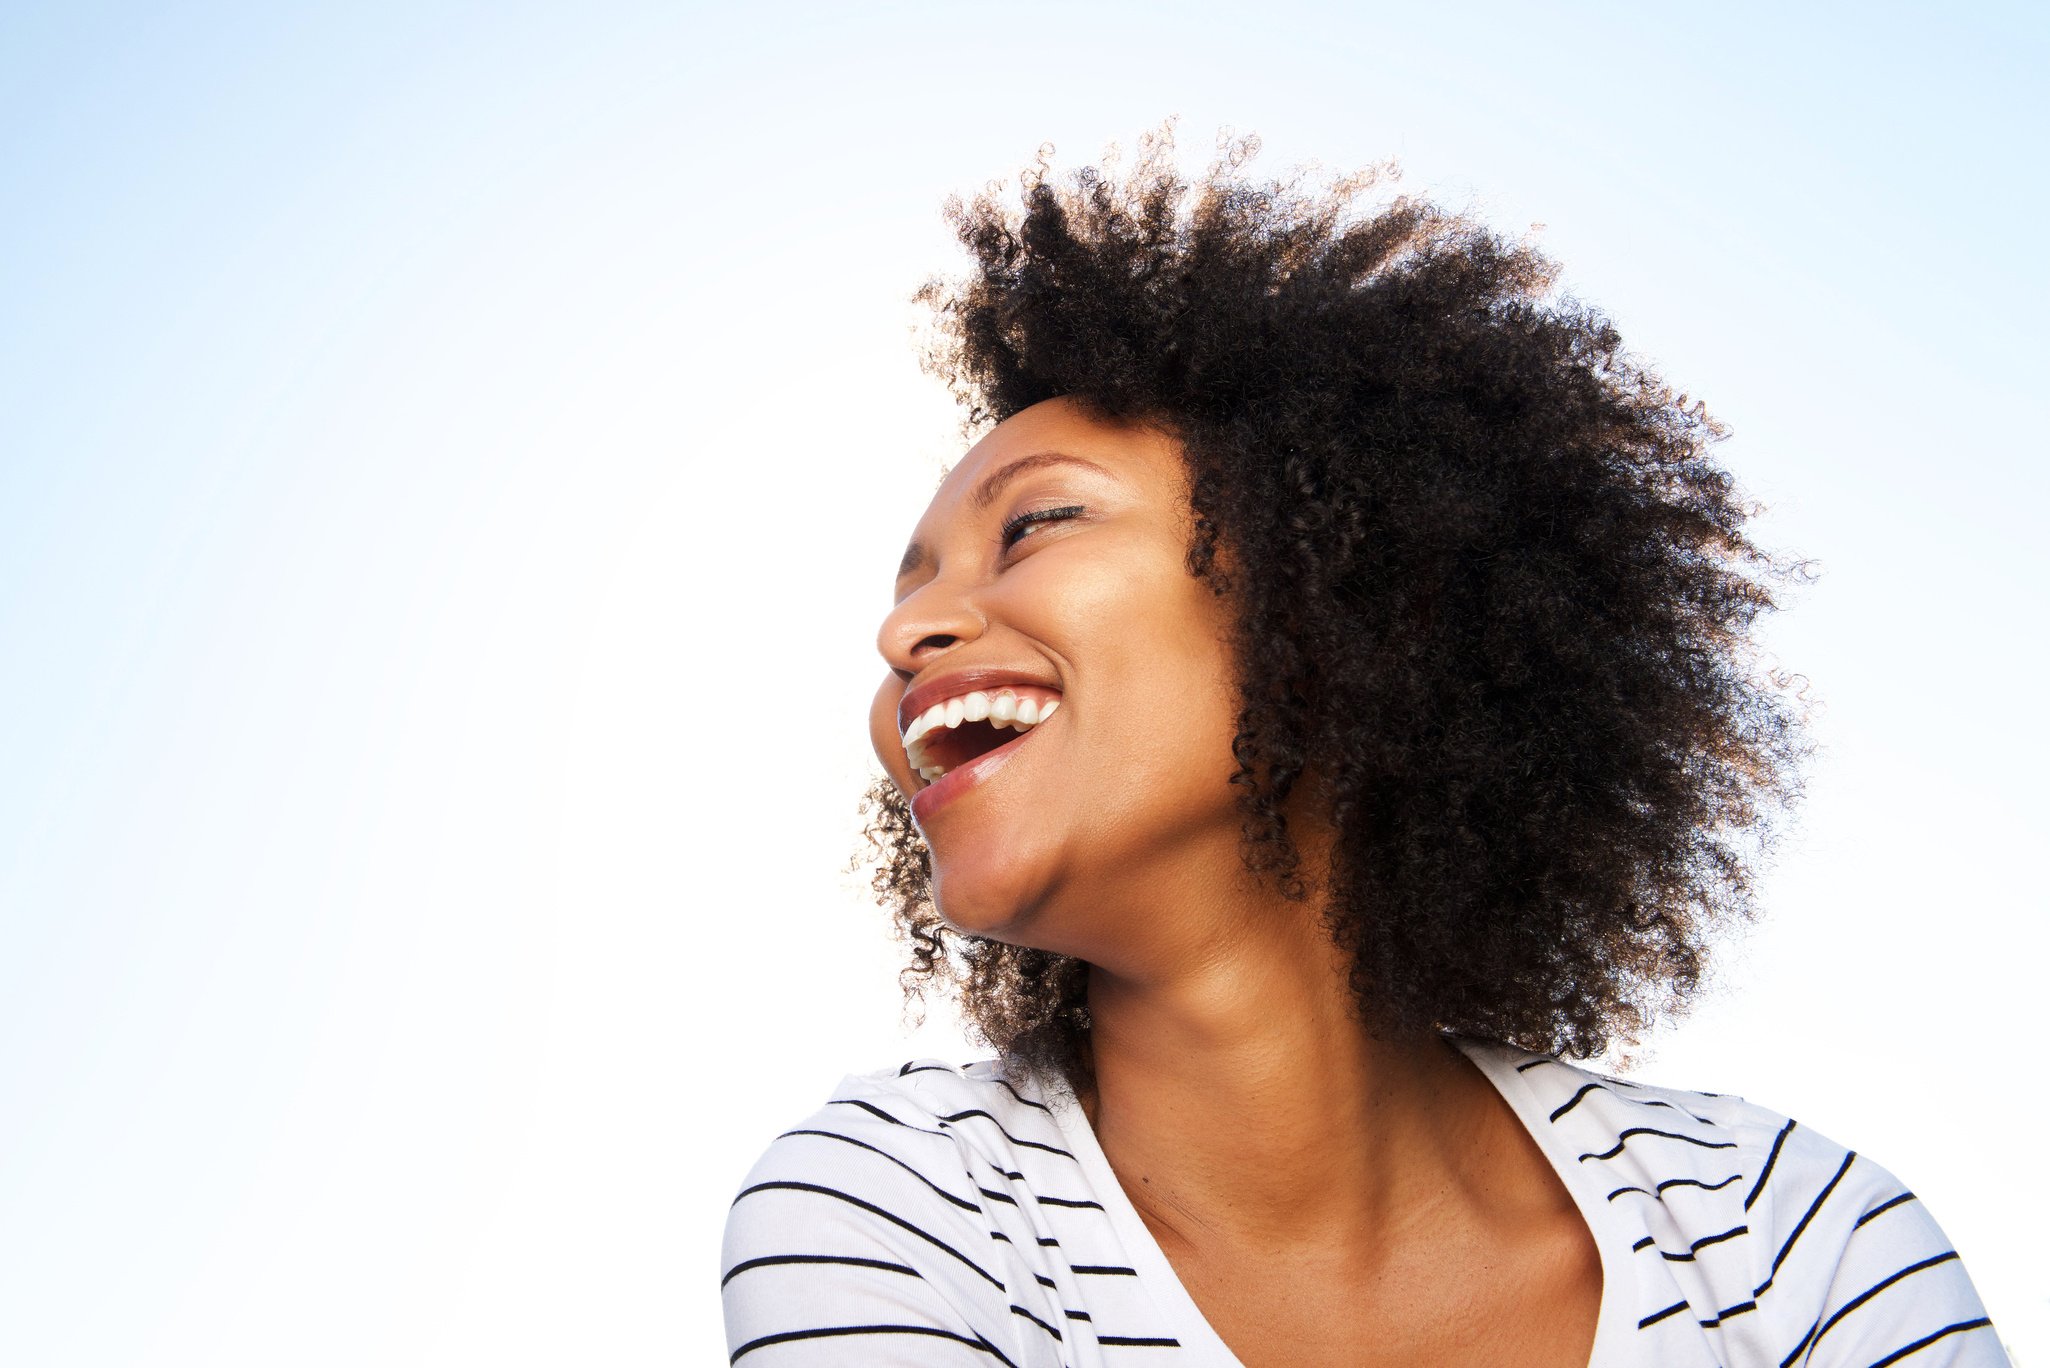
870, 397, 1249, 967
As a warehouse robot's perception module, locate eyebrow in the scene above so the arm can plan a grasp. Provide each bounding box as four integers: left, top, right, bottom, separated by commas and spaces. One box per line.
895, 451, 1116, 582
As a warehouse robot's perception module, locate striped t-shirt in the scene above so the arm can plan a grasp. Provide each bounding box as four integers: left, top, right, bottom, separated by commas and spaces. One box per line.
720, 1037, 2006, 1366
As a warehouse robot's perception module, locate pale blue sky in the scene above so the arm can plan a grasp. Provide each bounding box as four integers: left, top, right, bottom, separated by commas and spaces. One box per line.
3, 4, 2044, 1363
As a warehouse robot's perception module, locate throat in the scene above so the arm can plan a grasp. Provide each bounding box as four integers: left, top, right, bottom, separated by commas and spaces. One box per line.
1083, 969, 1502, 1250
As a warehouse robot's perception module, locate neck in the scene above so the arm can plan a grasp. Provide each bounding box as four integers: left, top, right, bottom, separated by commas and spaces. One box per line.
1075, 897, 1493, 1256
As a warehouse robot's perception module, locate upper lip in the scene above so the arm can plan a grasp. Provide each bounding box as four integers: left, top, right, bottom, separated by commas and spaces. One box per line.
897, 666, 1063, 739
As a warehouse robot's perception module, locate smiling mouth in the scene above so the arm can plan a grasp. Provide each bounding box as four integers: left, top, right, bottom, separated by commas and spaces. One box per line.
902, 690, 1062, 785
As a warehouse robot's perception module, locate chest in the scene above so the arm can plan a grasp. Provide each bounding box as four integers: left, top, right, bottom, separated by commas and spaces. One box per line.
1166, 1213, 1604, 1368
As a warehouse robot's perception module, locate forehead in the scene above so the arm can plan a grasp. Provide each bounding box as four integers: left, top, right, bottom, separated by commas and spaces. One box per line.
923, 398, 1182, 521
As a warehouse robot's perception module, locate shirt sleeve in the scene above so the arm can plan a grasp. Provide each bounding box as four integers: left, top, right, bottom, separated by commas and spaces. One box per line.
1763, 1127, 2008, 1367
719, 1112, 1024, 1366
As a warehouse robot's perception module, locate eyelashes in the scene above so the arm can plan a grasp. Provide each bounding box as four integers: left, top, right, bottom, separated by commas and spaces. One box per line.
998, 504, 1085, 551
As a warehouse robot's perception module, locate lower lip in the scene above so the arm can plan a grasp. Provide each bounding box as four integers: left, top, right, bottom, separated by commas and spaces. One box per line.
909, 722, 1046, 826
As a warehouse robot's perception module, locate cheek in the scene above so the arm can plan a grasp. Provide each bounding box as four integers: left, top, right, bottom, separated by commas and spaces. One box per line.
1073, 557, 1236, 692
1136, 597, 1241, 762
1064, 573, 1243, 798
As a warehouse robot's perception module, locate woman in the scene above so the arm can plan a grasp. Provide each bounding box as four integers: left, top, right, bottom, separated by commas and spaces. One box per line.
720, 133, 2004, 1367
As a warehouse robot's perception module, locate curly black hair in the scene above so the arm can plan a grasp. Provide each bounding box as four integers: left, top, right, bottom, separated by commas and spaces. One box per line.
856, 127, 1810, 1087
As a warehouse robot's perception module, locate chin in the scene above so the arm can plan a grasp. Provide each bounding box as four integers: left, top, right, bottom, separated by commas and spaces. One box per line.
927, 855, 1064, 949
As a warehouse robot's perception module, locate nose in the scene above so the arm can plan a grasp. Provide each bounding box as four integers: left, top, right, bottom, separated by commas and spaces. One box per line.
877, 571, 987, 675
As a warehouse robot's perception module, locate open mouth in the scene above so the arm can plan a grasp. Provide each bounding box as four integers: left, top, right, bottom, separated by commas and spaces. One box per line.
902, 688, 1062, 789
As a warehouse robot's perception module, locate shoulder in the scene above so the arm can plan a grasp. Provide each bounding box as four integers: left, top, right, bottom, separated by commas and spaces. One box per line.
731, 1057, 1072, 1199
1474, 1042, 2006, 1365
722, 1054, 1063, 1255
839, 1055, 1070, 1149
720, 1058, 1077, 1366
1469, 1039, 1799, 1198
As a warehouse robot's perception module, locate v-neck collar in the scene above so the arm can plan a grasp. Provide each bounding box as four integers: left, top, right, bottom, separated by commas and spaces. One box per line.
1035, 1035, 1636, 1367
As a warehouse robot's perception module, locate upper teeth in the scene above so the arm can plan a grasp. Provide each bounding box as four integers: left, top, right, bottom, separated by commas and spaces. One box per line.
903, 688, 1062, 782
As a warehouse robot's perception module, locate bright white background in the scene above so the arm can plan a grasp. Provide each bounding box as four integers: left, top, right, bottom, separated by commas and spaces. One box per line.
2, 3, 2042, 1363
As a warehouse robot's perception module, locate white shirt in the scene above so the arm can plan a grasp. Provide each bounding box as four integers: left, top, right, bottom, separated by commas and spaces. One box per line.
721, 1037, 2006, 1366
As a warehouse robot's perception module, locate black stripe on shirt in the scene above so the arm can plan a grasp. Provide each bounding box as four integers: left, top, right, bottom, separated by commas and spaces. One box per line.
780, 1128, 980, 1212
1098, 1334, 1182, 1347
828, 1097, 950, 1137
732, 1180, 1005, 1290
1637, 1225, 1749, 1262
1800, 1251, 1962, 1362
1699, 1299, 1757, 1328
998, 1077, 1055, 1113
1608, 1173, 1742, 1201
1867, 1317, 1994, 1368
893, 1066, 1057, 1115
721, 1253, 918, 1287
892, 1062, 1058, 1116
1576, 1126, 1738, 1162
732, 1323, 1020, 1366
1550, 1082, 1604, 1121
783, 1123, 1090, 1205
1764, 1149, 1858, 1285
1627, 1094, 1715, 1124
1548, 1080, 1709, 1125
1009, 1302, 1063, 1341
938, 1108, 1077, 1158
1745, 1119, 1797, 1211
1854, 1191, 1917, 1229
1597, 1071, 1728, 1100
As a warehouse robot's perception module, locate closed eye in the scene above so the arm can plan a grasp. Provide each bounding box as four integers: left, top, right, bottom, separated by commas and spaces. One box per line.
999, 504, 1086, 551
